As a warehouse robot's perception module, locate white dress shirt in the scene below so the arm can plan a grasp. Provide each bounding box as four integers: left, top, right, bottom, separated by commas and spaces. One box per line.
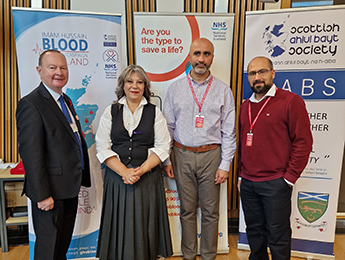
96, 96, 171, 164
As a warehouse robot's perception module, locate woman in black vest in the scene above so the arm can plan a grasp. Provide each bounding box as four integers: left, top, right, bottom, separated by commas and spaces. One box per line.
95, 65, 173, 260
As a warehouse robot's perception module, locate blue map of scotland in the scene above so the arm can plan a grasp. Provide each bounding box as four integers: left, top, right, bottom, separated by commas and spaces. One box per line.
66, 75, 98, 149
262, 17, 289, 58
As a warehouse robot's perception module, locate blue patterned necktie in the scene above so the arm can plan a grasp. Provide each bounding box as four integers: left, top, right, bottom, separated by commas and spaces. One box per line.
58, 95, 84, 169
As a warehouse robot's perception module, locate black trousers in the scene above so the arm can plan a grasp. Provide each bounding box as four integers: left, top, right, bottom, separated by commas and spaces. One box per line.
240, 177, 292, 260
31, 196, 78, 260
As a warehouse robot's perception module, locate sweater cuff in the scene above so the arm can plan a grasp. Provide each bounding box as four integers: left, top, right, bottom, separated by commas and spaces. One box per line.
284, 171, 300, 184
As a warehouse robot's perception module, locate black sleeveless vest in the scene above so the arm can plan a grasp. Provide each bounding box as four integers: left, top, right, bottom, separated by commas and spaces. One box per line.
110, 102, 155, 166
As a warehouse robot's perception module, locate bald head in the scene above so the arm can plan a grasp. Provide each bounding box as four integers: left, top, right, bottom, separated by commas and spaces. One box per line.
247, 56, 273, 72
189, 38, 214, 80
189, 38, 214, 54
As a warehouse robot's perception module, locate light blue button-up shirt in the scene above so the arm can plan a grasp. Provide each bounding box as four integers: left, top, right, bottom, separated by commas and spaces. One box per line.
163, 72, 236, 171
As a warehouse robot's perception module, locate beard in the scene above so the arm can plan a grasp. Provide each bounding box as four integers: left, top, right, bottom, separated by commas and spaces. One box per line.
250, 80, 272, 94
192, 62, 209, 74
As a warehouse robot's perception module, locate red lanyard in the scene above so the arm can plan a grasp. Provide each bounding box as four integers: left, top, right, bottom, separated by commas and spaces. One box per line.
248, 96, 271, 133
187, 75, 213, 115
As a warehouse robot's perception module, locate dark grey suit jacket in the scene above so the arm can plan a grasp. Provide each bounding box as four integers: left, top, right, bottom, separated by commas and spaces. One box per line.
16, 83, 91, 202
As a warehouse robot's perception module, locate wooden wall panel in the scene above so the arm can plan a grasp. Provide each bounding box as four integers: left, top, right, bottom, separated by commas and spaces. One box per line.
0, 0, 30, 163
42, 0, 70, 9
125, 0, 156, 65
0, 0, 70, 163
226, 0, 295, 215
185, 0, 214, 12
228, 0, 263, 215
281, 0, 292, 9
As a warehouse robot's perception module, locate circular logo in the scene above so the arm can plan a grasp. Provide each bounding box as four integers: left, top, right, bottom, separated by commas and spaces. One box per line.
103, 49, 119, 63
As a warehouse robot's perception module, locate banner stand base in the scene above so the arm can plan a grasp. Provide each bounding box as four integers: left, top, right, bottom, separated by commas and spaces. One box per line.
291, 250, 334, 260
237, 244, 335, 260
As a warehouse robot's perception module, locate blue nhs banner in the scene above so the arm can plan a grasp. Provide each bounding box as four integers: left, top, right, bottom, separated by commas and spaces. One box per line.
243, 70, 345, 100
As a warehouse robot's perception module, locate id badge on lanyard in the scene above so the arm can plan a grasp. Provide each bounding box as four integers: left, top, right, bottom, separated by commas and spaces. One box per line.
195, 115, 204, 128
246, 132, 253, 147
247, 96, 272, 146
187, 75, 213, 130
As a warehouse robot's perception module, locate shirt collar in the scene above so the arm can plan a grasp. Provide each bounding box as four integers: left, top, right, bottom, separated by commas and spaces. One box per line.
249, 84, 277, 103
188, 71, 213, 85
42, 82, 63, 102
118, 96, 148, 108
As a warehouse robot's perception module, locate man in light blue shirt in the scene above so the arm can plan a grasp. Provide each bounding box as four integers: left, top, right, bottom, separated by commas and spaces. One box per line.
163, 38, 236, 260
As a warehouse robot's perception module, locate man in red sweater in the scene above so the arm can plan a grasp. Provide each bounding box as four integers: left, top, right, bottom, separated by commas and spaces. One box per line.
237, 56, 313, 260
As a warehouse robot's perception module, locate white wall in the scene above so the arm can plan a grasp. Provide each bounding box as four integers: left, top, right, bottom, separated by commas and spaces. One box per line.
31, 0, 42, 8
265, 1, 281, 10
156, 0, 184, 12
71, 0, 119, 13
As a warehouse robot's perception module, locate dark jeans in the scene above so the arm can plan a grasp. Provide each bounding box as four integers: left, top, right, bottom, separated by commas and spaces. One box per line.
240, 177, 292, 260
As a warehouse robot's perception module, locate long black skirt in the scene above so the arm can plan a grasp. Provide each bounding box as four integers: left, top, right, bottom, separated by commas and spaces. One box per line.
96, 166, 173, 260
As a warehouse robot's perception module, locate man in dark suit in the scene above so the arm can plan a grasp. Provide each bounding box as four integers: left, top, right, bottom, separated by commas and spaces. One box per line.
16, 49, 91, 260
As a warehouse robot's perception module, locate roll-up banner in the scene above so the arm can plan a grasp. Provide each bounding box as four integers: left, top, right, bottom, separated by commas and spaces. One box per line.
134, 12, 235, 255
12, 7, 122, 259
240, 6, 345, 259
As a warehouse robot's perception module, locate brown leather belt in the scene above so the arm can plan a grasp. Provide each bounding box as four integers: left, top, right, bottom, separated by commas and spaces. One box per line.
173, 140, 219, 153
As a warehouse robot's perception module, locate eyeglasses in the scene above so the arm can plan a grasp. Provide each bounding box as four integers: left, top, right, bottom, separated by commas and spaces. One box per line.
247, 69, 272, 78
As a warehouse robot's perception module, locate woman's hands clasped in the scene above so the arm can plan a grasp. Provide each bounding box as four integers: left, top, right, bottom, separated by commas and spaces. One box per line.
122, 167, 143, 185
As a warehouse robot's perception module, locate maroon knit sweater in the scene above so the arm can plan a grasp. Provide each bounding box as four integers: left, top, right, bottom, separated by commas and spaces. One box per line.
238, 88, 313, 184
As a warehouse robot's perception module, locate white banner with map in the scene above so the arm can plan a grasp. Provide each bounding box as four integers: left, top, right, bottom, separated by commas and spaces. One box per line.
12, 7, 122, 259
239, 6, 345, 259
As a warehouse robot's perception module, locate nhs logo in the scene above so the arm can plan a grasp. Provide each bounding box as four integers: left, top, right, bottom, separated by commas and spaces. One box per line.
212, 22, 227, 30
